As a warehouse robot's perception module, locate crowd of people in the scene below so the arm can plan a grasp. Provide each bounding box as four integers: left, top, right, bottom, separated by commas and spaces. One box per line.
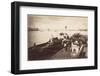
48, 32, 88, 58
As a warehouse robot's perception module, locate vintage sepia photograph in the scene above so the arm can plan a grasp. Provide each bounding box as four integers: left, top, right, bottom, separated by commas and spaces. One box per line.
28, 15, 88, 61
11, 2, 97, 74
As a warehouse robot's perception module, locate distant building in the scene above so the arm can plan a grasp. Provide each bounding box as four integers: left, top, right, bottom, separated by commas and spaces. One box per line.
28, 27, 39, 31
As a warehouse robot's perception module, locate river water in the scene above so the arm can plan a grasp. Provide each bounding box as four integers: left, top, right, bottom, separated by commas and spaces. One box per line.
28, 31, 87, 48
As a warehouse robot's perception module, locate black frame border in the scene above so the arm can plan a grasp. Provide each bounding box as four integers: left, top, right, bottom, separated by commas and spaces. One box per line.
11, 1, 98, 74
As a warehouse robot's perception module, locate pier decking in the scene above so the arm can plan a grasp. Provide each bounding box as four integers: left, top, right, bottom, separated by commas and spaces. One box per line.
28, 42, 87, 60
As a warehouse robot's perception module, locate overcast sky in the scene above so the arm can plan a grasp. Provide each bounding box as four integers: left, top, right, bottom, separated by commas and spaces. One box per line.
28, 15, 88, 31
